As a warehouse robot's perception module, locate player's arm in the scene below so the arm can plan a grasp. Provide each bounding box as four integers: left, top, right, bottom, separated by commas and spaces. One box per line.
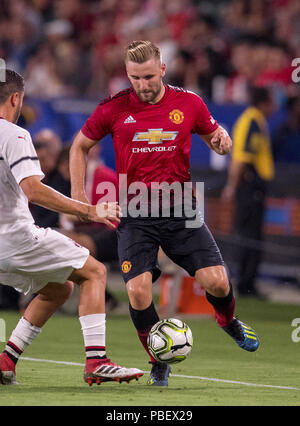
20, 175, 121, 229
192, 95, 232, 155
69, 130, 98, 204
200, 126, 232, 155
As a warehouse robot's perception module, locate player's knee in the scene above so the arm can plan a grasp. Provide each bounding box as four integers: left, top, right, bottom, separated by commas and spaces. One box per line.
196, 274, 229, 296
195, 266, 229, 297
206, 276, 229, 297
127, 285, 145, 304
126, 280, 152, 309
41, 281, 74, 305
90, 262, 107, 286
58, 281, 74, 304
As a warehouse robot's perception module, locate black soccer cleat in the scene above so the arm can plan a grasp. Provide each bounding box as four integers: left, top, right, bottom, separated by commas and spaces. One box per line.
222, 317, 260, 352
147, 361, 171, 386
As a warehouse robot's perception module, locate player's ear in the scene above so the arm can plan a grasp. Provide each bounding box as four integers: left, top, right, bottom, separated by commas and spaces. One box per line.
161, 63, 166, 78
10, 92, 20, 108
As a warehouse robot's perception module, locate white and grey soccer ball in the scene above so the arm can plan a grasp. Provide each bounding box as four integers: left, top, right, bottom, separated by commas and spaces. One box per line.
147, 318, 193, 364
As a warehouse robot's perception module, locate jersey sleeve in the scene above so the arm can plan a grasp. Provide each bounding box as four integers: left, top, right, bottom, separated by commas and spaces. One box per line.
81, 102, 111, 141
4, 129, 44, 184
192, 95, 219, 135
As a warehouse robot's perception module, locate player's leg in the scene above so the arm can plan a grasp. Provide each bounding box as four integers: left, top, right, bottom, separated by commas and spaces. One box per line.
194, 265, 235, 327
126, 271, 171, 386
194, 264, 259, 352
117, 219, 171, 386
25, 281, 75, 326
126, 271, 158, 361
0, 281, 74, 385
87, 229, 119, 310
162, 220, 260, 352
195, 265, 259, 351
117, 218, 161, 361
62, 228, 119, 310
161, 219, 234, 325
1, 226, 143, 385
69, 255, 106, 315
68, 255, 143, 385
118, 220, 160, 354
50, 229, 143, 384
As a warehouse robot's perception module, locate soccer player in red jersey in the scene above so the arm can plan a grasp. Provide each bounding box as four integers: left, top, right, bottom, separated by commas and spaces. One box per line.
70, 41, 260, 386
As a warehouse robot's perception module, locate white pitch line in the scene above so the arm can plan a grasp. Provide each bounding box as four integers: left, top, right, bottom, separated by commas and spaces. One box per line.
22, 357, 84, 367
21, 356, 300, 392
166, 373, 300, 391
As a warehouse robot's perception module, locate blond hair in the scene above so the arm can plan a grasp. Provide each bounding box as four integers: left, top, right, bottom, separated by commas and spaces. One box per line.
124, 40, 161, 64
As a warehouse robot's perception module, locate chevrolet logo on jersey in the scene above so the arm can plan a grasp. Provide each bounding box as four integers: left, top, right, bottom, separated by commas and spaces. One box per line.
132, 129, 178, 145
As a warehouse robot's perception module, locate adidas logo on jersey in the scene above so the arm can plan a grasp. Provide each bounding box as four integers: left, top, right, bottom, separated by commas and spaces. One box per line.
124, 115, 136, 124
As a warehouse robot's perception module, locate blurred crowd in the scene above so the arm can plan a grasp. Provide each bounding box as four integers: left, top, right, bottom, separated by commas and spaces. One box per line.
1, 0, 300, 105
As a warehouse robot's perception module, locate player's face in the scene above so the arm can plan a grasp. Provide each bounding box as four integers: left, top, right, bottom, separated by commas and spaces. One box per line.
126, 58, 166, 104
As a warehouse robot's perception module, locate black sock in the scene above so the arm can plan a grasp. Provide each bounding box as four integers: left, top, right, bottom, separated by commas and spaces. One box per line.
129, 301, 159, 332
4, 350, 18, 364
205, 281, 234, 307
129, 301, 160, 363
205, 282, 235, 327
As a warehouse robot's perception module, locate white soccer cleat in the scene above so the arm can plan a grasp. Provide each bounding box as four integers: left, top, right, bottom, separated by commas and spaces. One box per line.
84, 358, 144, 386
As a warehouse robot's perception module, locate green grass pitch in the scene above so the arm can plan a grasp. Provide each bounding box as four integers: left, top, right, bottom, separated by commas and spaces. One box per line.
1, 298, 300, 406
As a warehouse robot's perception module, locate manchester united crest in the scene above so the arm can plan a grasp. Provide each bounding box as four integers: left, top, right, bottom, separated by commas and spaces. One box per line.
169, 109, 184, 124
122, 260, 132, 273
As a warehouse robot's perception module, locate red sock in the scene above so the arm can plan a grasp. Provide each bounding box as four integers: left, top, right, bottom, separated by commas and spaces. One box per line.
214, 297, 235, 328
85, 357, 110, 370
137, 329, 157, 363
1, 351, 17, 370
206, 283, 235, 328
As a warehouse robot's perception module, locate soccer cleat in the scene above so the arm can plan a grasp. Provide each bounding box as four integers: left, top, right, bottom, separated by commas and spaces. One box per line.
147, 361, 171, 386
84, 358, 144, 386
0, 352, 18, 385
222, 317, 260, 352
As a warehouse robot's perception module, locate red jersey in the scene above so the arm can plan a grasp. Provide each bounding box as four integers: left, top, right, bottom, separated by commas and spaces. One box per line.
82, 84, 218, 188
75, 162, 119, 230
91, 163, 119, 205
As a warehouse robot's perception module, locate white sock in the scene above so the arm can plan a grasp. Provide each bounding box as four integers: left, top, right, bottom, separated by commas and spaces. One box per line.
79, 313, 106, 360
5, 317, 41, 363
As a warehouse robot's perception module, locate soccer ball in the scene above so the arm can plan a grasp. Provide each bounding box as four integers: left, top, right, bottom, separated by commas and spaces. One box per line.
147, 318, 193, 364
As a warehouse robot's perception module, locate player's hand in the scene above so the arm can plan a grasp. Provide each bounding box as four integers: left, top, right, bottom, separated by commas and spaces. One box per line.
210, 126, 232, 155
79, 202, 122, 229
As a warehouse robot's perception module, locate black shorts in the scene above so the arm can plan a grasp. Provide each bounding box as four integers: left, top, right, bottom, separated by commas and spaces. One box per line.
91, 229, 118, 263
117, 217, 224, 284
75, 226, 118, 263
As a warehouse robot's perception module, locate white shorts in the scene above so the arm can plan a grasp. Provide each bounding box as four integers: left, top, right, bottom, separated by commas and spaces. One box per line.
0, 225, 89, 295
